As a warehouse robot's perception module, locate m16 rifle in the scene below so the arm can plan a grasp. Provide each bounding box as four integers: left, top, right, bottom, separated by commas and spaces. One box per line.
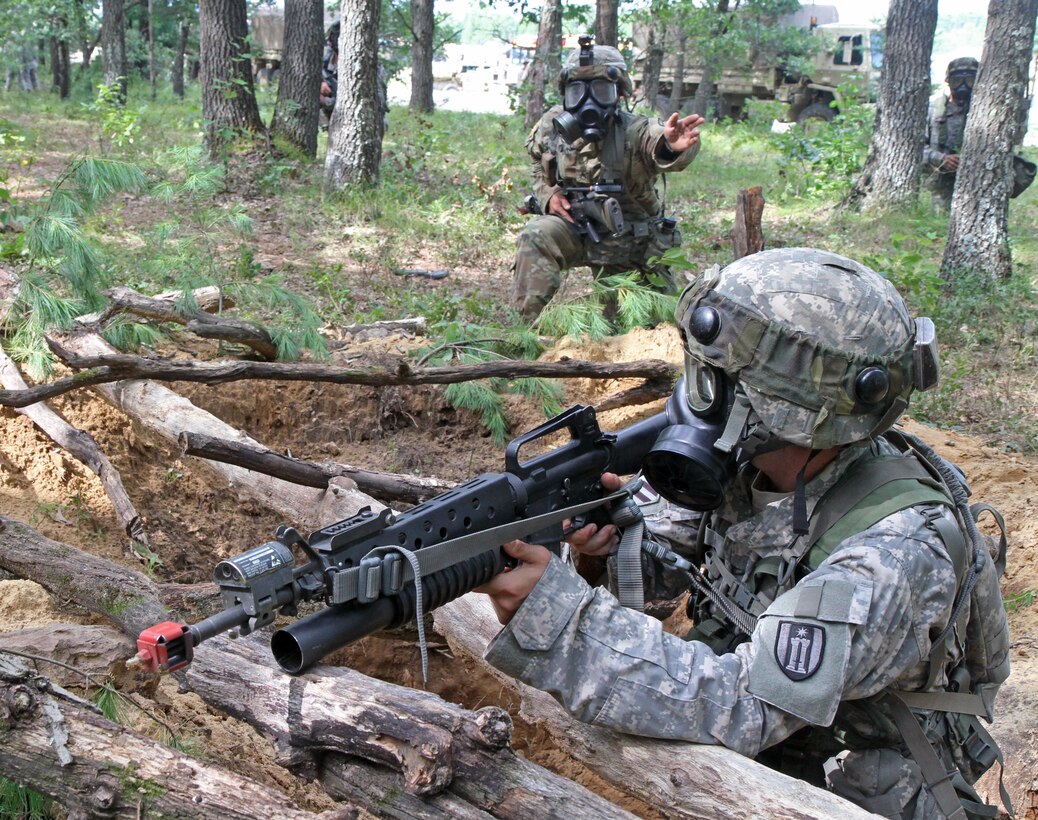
518, 183, 625, 244
565, 182, 625, 243
131, 405, 672, 676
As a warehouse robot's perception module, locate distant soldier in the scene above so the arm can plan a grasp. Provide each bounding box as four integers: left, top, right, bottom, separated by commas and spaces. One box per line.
923, 56, 1035, 208
514, 36, 704, 321
321, 20, 387, 138
923, 57, 978, 208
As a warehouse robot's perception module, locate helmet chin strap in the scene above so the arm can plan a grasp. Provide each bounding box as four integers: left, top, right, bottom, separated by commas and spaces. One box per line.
792, 449, 820, 536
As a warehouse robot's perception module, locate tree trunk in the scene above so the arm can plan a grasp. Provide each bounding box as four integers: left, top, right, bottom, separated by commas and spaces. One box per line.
941, 0, 1038, 281
668, 32, 688, 116
523, 0, 563, 131
845, 0, 937, 210
409, 0, 435, 112
640, 23, 664, 114
74, 0, 98, 73
172, 19, 189, 98
271, 0, 323, 159
595, 0, 618, 47
0, 655, 329, 820
324, 0, 383, 190
0, 516, 170, 638
101, 0, 127, 100
199, 0, 265, 158
690, 68, 714, 118
434, 595, 879, 820
49, 30, 71, 99
147, 0, 156, 98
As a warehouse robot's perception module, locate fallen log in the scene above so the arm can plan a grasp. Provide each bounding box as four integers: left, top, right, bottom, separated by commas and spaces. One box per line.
0, 515, 169, 638
593, 377, 673, 413
76, 285, 235, 325
185, 633, 635, 819
0, 341, 148, 545
434, 594, 879, 820
50, 333, 381, 531
0, 345, 678, 408
178, 431, 453, 504
0, 653, 348, 819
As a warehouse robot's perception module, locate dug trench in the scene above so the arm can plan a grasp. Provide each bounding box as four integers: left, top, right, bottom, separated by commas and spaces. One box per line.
0, 326, 1036, 817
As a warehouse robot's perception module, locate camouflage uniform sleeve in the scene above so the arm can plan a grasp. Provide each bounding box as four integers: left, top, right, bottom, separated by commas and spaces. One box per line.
632, 116, 701, 172
527, 115, 562, 212
922, 97, 946, 170
483, 506, 956, 759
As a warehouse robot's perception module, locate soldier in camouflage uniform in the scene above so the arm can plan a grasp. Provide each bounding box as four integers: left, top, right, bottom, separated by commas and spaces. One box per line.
478, 248, 1010, 819
513, 41, 704, 320
923, 58, 978, 209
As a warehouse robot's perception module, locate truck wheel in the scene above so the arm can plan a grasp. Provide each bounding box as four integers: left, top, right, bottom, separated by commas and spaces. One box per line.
796, 102, 836, 131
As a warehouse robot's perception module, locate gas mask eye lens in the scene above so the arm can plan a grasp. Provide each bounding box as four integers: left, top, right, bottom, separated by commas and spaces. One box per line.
689, 306, 721, 344
564, 81, 588, 109
684, 354, 723, 415
854, 366, 890, 405
590, 78, 618, 105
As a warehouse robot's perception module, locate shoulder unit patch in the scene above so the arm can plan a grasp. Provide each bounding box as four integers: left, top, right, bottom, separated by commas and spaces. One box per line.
774, 620, 826, 681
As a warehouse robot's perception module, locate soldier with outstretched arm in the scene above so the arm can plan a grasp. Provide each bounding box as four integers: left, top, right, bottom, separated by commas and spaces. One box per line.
514, 35, 704, 320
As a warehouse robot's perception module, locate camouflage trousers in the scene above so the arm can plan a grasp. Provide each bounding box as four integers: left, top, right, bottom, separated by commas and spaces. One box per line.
512, 214, 679, 320
925, 171, 957, 211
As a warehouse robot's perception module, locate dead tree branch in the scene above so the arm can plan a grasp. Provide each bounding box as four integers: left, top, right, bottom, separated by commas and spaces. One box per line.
93, 285, 277, 359
51, 333, 382, 531
0, 344, 677, 408
178, 432, 453, 504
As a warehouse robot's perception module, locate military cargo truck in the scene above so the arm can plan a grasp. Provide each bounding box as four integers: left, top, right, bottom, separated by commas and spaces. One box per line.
632, 4, 883, 124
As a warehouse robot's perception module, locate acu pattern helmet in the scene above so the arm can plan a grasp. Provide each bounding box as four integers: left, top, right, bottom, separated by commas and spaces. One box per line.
675, 248, 939, 452
946, 56, 979, 79
558, 43, 634, 99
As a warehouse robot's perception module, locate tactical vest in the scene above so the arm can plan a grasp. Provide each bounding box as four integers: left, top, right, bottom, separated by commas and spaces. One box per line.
687, 431, 1011, 820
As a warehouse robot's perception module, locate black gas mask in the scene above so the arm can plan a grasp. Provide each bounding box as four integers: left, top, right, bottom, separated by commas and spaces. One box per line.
949, 71, 975, 107
641, 361, 742, 512
552, 37, 620, 145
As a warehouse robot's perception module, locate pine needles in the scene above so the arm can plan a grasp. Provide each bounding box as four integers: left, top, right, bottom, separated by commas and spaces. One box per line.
419, 324, 563, 445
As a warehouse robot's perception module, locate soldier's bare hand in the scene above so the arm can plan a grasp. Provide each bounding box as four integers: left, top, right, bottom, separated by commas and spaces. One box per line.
547, 191, 575, 222
475, 540, 551, 624
663, 113, 705, 153
940, 153, 959, 172
565, 472, 622, 557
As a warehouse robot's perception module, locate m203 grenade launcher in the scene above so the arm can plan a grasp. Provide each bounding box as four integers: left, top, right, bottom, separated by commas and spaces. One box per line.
131, 405, 671, 676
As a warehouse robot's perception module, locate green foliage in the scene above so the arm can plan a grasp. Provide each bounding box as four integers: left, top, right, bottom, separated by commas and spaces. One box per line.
1004, 589, 1037, 613
769, 89, 874, 199
417, 322, 562, 444
94, 681, 124, 723
84, 82, 142, 152
533, 273, 678, 339
0, 778, 52, 820
2, 157, 147, 377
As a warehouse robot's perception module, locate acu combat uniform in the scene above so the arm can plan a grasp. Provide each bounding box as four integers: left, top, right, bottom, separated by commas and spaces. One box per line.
923, 92, 969, 209
485, 249, 1011, 819
513, 109, 699, 319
